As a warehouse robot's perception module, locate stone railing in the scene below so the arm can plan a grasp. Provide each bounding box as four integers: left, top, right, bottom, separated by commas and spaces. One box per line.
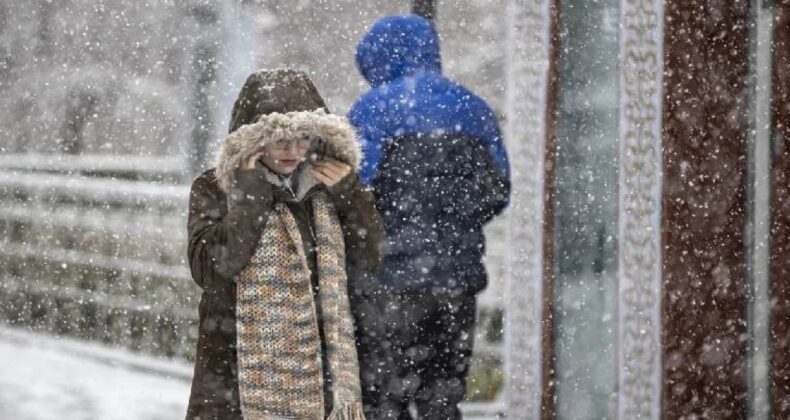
0, 154, 197, 359
0, 153, 507, 408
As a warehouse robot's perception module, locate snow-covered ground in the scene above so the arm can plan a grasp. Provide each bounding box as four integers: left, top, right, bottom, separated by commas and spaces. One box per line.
0, 325, 501, 419
0, 326, 191, 420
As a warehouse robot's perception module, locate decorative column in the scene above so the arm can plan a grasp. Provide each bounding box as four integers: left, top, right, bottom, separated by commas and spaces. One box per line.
771, 2, 790, 418
503, 0, 554, 418
616, 0, 664, 418
747, 1, 775, 418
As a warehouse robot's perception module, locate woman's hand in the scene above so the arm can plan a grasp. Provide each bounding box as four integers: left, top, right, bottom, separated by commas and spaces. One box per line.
241, 148, 265, 169
311, 158, 351, 187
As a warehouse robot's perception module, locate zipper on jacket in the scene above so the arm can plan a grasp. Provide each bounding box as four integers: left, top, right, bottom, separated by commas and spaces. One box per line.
281, 177, 317, 243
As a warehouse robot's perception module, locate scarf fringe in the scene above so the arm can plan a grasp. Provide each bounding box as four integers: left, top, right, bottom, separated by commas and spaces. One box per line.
327, 402, 365, 420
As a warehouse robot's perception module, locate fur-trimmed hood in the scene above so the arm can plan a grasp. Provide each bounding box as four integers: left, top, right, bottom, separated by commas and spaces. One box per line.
214, 109, 361, 195
213, 69, 361, 195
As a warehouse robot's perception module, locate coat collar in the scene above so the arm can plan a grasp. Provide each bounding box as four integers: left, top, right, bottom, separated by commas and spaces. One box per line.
261, 162, 325, 203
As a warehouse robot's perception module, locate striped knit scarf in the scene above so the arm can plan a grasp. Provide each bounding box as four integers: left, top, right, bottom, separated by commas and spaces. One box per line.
236, 192, 364, 420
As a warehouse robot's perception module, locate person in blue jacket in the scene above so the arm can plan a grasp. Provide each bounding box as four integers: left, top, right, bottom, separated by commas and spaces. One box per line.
348, 14, 511, 420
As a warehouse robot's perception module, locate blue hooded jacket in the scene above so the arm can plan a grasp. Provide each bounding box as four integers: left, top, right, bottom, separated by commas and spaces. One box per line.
349, 14, 510, 184
349, 14, 511, 294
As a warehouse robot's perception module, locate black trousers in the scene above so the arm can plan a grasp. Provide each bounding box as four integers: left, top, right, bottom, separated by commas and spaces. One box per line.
354, 290, 477, 420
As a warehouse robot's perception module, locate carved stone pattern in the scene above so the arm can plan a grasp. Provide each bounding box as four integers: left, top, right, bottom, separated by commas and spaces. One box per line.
617, 0, 663, 419
504, 0, 551, 419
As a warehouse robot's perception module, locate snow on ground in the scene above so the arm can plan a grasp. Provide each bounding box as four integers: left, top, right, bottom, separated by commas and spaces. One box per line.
0, 326, 191, 420
0, 325, 502, 419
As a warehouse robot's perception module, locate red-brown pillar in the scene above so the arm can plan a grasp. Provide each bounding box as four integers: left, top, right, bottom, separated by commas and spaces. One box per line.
662, 0, 750, 418
541, 3, 560, 418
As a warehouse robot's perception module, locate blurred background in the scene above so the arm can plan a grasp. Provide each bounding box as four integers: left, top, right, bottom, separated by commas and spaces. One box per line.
0, 1, 512, 418
2, 0, 790, 419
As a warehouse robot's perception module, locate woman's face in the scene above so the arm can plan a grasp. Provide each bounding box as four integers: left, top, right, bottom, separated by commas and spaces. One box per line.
260, 139, 310, 175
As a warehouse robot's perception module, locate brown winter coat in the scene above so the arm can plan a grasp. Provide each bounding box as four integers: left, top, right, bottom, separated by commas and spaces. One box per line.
185, 69, 384, 419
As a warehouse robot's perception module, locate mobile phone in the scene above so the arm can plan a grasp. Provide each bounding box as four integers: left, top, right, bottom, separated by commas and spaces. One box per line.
308, 138, 328, 162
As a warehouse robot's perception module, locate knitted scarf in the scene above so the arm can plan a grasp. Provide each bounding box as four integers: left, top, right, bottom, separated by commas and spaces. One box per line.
236, 192, 364, 420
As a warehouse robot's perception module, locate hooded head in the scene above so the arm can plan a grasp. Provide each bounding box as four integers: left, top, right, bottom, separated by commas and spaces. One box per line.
355, 14, 442, 88
214, 69, 361, 194
228, 68, 327, 133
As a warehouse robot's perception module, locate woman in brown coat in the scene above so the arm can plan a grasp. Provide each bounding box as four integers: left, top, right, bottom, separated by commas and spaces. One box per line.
186, 69, 384, 420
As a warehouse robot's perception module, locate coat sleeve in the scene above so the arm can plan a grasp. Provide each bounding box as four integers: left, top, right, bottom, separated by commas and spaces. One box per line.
187, 169, 273, 290
328, 173, 386, 293
348, 97, 386, 185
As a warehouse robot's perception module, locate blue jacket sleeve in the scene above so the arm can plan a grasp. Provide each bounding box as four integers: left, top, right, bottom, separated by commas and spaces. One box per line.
348, 99, 384, 185
474, 99, 511, 183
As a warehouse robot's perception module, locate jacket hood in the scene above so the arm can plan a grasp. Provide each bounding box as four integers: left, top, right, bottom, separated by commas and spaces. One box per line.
355, 14, 442, 87
228, 68, 328, 133
215, 69, 361, 194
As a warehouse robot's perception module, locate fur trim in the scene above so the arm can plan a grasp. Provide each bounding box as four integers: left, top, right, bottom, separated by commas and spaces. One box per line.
214, 109, 362, 194
327, 402, 365, 420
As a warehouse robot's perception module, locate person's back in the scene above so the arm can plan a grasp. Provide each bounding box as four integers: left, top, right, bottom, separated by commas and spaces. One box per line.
348, 14, 510, 419
349, 14, 510, 296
